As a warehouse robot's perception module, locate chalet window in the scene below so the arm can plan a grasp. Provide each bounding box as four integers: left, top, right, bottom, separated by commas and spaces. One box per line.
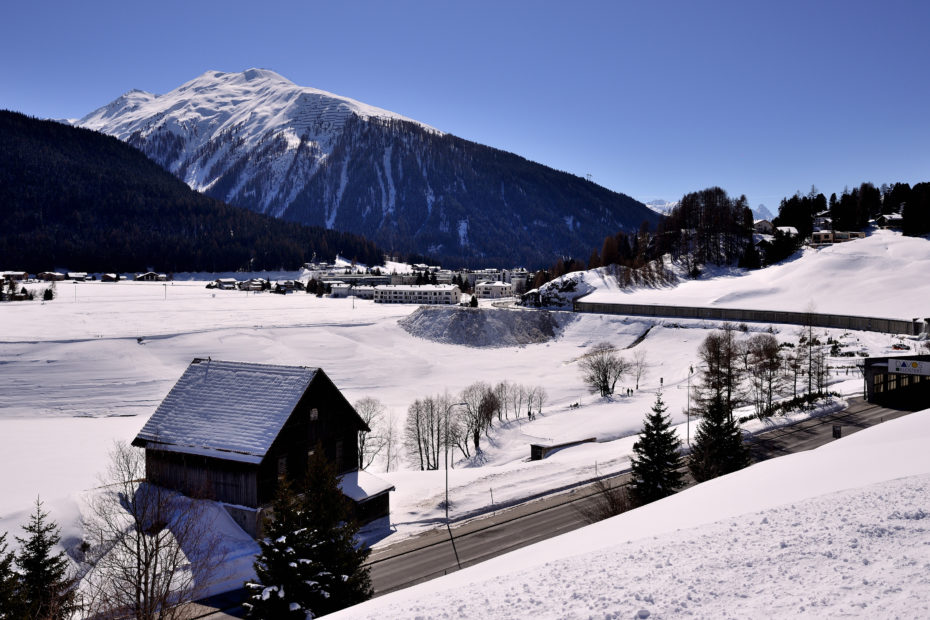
309, 408, 319, 421
277, 455, 287, 480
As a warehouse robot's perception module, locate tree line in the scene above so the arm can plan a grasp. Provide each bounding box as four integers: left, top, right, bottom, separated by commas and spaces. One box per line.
403, 381, 547, 469
0, 110, 385, 273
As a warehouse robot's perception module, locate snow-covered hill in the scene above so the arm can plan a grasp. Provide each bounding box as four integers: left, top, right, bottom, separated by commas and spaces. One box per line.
75, 69, 656, 267
534, 230, 930, 321
333, 408, 930, 619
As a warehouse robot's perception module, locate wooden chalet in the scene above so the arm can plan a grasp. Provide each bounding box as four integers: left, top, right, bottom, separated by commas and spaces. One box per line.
132, 358, 394, 536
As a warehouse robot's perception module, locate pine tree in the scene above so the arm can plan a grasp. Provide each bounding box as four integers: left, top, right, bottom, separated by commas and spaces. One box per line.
298, 448, 372, 615
0, 532, 26, 620
629, 392, 684, 506
245, 479, 332, 619
16, 498, 75, 620
688, 394, 750, 483
245, 450, 371, 618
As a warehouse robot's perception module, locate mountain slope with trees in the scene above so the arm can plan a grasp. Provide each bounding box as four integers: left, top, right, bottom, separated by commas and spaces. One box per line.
0, 110, 384, 273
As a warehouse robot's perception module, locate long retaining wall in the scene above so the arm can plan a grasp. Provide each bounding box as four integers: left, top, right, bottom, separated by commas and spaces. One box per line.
573, 298, 929, 336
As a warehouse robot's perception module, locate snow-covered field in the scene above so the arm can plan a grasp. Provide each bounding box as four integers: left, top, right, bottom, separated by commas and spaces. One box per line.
0, 230, 926, 608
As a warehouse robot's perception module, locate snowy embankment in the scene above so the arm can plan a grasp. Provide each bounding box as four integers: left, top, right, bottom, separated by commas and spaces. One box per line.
399, 307, 576, 347
334, 408, 930, 619
578, 230, 930, 320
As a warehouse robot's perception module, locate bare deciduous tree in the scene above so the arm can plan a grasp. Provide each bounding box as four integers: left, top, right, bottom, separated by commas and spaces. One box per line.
579, 343, 629, 397
403, 395, 448, 470
574, 478, 631, 524
354, 397, 386, 470
526, 385, 547, 418
746, 333, 782, 418
81, 442, 223, 620
631, 349, 649, 390
382, 411, 399, 473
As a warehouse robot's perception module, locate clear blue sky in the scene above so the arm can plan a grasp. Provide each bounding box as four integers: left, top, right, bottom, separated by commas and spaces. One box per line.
3, 0, 928, 210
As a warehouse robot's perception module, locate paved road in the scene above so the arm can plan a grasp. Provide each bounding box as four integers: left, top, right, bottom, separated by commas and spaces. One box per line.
196, 396, 916, 616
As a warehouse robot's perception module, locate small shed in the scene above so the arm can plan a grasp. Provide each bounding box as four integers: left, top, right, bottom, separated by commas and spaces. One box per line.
132, 358, 392, 535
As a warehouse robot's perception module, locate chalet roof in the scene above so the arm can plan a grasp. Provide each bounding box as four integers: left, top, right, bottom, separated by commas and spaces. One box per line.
134, 359, 320, 464
338, 470, 396, 503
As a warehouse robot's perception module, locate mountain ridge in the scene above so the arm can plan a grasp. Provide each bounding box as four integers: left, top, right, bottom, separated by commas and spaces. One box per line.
76, 69, 658, 267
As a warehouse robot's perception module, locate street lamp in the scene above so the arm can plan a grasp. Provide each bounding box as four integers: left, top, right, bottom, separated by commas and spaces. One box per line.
445, 401, 467, 570
445, 401, 468, 522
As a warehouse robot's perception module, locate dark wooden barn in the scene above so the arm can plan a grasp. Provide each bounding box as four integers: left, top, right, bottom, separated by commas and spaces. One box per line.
132, 358, 394, 535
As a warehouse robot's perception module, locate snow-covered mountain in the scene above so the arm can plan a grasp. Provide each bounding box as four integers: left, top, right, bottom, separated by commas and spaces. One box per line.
644, 199, 678, 215
76, 69, 656, 267
753, 203, 775, 220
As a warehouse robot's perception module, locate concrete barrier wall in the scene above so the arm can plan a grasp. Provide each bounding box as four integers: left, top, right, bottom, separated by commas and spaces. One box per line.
573, 299, 926, 336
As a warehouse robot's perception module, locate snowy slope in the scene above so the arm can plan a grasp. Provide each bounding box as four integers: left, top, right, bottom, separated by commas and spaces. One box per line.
552, 230, 930, 320
333, 408, 930, 619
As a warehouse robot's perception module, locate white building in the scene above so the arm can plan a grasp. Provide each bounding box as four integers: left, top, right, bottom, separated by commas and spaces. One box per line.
352, 285, 375, 300
373, 284, 461, 305
475, 281, 513, 299
329, 281, 351, 298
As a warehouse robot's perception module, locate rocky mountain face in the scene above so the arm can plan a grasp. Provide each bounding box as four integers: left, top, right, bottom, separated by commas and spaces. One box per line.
78, 69, 657, 267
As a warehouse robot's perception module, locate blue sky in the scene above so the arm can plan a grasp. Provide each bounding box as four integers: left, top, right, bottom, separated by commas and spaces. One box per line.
3, 0, 928, 210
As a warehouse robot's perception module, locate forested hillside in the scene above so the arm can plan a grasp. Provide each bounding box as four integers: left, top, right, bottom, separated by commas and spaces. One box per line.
0, 111, 383, 272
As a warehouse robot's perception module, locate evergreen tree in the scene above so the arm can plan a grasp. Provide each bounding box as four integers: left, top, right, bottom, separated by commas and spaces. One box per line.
688, 394, 750, 483
245, 479, 332, 619
245, 450, 371, 619
629, 392, 684, 506
0, 532, 25, 620
16, 499, 74, 620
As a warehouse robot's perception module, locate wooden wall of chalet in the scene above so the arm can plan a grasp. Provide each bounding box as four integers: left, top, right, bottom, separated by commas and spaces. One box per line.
353, 494, 390, 524
145, 450, 258, 507
256, 371, 364, 506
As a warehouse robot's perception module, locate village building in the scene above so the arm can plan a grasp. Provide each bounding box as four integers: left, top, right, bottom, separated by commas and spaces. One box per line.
352, 285, 375, 300
37, 272, 66, 281
134, 272, 167, 281
475, 280, 513, 299
877, 213, 904, 229
132, 359, 394, 536
753, 219, 775, 234
329, 281, 351, 298
101, 273, 121, 282
1, 271, 29, 282
373, 284, 461, 304
214, 277, 237, 290
811, 230, 867, 247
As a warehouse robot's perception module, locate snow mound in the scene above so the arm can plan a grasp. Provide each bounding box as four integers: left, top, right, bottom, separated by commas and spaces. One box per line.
399, 307, 576, 347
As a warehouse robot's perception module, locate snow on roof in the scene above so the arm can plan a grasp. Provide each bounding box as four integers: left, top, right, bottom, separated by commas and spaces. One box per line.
338, 469, 395, 503
134, 359, 318, 464
777, 226, 799, 235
